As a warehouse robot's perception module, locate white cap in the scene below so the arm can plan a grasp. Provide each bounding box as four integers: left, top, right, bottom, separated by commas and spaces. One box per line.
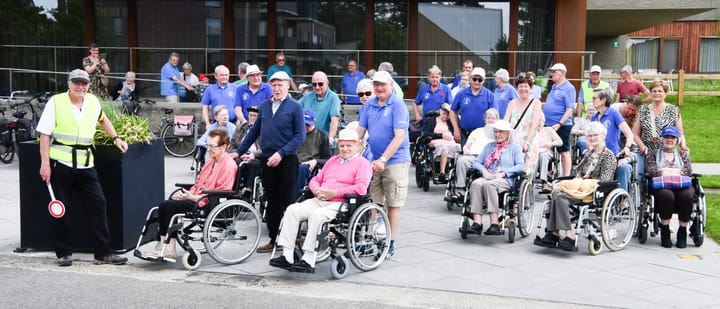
491, 119, 513, 132
245, 64, 262, 76
68, 69, 90, 83
269, 71, 290, 81
337, 128, 360, 141
590, 65, 602, 73
470, 67, 486, 78
549, 63, 567, 72
372, 70, 393, 84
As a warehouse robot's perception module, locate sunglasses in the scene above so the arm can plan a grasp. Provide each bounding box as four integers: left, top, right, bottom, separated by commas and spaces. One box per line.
472, 77, 483, 82
312, 82, 324, 88
277, 58, 286, 62
357, 91, 372, 98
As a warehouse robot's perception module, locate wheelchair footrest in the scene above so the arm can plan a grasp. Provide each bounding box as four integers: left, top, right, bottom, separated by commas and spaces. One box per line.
133, 249, 167, 263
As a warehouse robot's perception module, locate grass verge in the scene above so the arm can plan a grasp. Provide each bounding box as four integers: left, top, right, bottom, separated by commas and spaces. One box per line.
707, 194, 719, 243
665, 96, 720, 163
700, 175, 720, 189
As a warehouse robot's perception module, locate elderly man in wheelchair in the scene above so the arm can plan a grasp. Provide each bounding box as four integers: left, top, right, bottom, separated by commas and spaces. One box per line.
139, 129, 238, 263
270, 128, 374, 274
461, 120, 526, 237
534, 122, 637, 254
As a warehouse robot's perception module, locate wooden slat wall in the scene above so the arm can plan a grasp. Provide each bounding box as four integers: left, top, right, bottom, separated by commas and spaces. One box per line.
628, 21, 720, 73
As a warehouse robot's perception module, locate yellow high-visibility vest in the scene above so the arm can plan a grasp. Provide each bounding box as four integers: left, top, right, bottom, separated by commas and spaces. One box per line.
49, 93, 99, 167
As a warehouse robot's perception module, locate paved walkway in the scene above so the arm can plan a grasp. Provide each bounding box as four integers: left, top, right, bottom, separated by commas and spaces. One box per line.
1, 157, 719, 308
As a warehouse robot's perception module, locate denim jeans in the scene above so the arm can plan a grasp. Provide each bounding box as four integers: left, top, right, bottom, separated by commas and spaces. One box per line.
616, 163, 632, 191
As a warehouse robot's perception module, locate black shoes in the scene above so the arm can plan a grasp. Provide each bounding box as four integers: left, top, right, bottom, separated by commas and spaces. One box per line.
291, 260, 315, 273
269, 256, 293, 271
484, 224, 502, 236
56, 256, 72, 267
534, 233, 560, 248
558, 238, 578, 251
270, 256, 315, 273
470, 223, 483, 235
676, 226, 687, 248
660, 223, 672, 248
93, 254, 128, 265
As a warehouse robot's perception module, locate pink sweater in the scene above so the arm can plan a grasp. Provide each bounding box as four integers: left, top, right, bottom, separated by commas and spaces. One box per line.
190, 152, 238, 206
309, 155, 372, 202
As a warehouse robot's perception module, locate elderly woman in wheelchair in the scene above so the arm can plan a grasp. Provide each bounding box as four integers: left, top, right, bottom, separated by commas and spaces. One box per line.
270, 129, 374, 274
533, 122, 631, 252
141, 129, 238, 262
644, 125, 699, 248
462, 120, 525, 237
423, 104, 460, 183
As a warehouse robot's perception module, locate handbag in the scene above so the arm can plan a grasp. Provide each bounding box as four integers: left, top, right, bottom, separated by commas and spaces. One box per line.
651, 175, 691, 190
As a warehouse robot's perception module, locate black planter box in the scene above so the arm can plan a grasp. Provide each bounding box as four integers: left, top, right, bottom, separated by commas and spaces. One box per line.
18, 140, 165, 252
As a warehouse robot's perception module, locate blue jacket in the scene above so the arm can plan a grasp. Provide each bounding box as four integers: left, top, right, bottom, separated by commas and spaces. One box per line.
472, 142, 525, 187
236, 96, 305, 158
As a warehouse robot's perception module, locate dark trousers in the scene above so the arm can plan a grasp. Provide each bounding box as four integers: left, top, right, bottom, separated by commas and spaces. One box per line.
262, 154, 298, 242
241, 159, 262, 190
654, 187, 694, 222
51, 163, 112, 259
157, 199, 196, 236
295, 163, 313, 199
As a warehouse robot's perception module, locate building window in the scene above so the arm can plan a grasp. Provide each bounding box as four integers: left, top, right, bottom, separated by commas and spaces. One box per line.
699, 37, 719, 72
207, 18, 222, 48
628, 38, 658, 71
660, 39, 679, 73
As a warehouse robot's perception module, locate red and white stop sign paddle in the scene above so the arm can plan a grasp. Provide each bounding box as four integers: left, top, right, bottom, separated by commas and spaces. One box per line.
47, 183, 65, 218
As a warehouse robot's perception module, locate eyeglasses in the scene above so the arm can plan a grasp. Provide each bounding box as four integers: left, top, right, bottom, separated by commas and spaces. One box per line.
472, 77, 483, 82
312, 82, 324, 88
276, 58, 286, 62
206, 143, 221, 149
357, 91, 372, 98
587, 134, 600, 138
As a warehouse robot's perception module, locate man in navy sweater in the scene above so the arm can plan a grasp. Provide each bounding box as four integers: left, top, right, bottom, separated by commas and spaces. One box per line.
236, 71, 306, 253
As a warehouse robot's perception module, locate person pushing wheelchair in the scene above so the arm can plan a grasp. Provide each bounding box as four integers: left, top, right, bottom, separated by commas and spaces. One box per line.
270, 128, 372, 273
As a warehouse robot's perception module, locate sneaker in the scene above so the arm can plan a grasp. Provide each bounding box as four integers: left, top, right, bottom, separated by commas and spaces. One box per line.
470, 223, 483, 235
534, 233, 560, 248
375, 217, 386, 238
607, 228, 618, 240
290, 260, 315, 273
386, 246, 395, 259
143, 250, 177, 263
256, 242, 274, 253
438, 173, 447, 183
56, 256, 72, 267
541, 183, 552, 193
558, 238, 578, 251
269, 256, 293, 271
484, 224, 502, 236
94, 254, 128, 265
355, 244, 375, 257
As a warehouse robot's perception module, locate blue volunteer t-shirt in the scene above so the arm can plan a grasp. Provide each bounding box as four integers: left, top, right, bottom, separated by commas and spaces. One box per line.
160, 62, 181, 96
544, 80, 576, 127
235, 83, 272, 120
414, 83, 452, 117
451, 87, 496, 131
494, 84, 519, 119
591, 107, 626, 156
202, 83, 239, 122
341, 71, 366, 104
301, 90, 342, 134
359, 94, 410, 164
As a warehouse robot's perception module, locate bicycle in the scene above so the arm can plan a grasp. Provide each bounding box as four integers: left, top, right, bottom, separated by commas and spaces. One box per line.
121, 98, 156, 116
157, 108, 200, 157
0, 90, 47, 163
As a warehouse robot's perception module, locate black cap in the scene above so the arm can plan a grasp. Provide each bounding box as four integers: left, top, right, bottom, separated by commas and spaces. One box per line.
247, 105, 260, 113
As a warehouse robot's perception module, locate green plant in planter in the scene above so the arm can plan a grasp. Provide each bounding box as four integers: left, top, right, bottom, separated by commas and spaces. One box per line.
94, 102, 155, 144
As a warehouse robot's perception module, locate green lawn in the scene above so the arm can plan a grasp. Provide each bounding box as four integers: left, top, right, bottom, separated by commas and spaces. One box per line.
707, 194, 719, 243
664, 96, 720, 163
700, 175, 720, 189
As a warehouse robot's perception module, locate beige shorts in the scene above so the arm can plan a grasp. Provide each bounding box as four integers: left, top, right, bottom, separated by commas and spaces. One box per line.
370, 161, 410, 207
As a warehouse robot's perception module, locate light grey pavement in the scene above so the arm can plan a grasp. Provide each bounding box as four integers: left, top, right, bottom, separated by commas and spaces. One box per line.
1, 156, 719, 308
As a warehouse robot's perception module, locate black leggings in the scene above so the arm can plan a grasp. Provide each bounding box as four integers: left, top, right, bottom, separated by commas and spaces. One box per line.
157, 199, 196, 235
653, 187, 694, 222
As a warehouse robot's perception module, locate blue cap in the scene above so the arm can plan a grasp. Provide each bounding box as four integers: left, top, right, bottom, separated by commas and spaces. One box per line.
661, 126, 680, 138
303, 109, 315, 126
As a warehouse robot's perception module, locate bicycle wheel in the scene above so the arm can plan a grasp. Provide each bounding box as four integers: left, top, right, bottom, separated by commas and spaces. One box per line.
161, 124, 196, 157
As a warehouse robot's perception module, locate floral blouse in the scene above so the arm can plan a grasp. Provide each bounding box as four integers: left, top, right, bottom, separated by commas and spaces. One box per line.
637, 103, 680, 154
575, 148, 616, 181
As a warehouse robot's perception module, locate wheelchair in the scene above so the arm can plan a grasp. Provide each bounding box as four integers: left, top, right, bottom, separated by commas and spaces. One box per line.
133, 164, 262, 270
236, 160, 267, 222
534, 179, 637, 255
275, 190, 392, 279
636, 173, 706, 247
412, 135, 455, 192
443, 157, 464, 211
458, 171, 535, 243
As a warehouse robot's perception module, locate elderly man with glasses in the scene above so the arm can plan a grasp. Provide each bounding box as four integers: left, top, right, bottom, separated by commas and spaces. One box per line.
543, 63, 576, 177
234, 64, 273, 124
300, 71, 342, 146
450, 67, 497, 146
267, 52, 298, 92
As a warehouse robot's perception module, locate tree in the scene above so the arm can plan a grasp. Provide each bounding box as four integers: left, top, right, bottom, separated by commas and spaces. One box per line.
491, 34, 509, 69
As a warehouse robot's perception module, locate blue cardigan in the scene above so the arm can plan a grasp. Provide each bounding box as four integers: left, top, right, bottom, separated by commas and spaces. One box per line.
472, 142, 525, 187
236, 96, 305, 158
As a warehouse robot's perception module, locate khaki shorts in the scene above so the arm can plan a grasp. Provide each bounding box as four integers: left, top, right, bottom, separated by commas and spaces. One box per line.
370, 161, 410, 207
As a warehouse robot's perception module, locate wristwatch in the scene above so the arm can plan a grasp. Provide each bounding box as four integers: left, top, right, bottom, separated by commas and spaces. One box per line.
380, 156, 388, 163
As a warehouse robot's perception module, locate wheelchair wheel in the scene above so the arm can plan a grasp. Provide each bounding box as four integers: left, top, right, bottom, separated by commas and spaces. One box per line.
587, 235, 602, 256
182, 248, 202, 270
459, 216, 470, 239
330, 255, 350, 279
347, 203, 391, 272
506, 223, 515, 243
414, 165, 423, 188
203, 200, 261, 264
691, 187, 706, 247
161, 124, 196, 157
422, 171, 430, 192
600, 188, 637, 252
637, 199, 649, 244
516, 179, 535, 237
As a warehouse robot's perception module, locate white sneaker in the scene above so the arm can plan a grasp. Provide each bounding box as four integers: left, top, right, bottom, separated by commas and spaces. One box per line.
144, 249, 177, 263
608, 228, 618, 240
375, 217, 387, 238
